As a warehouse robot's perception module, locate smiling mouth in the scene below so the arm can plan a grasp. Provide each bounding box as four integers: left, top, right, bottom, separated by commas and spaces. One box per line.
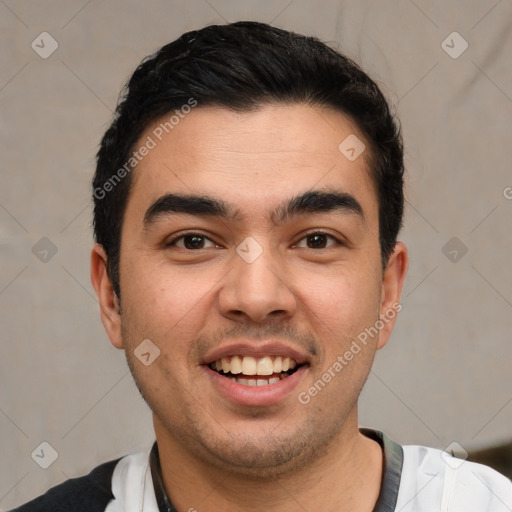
208, 355, 302, 386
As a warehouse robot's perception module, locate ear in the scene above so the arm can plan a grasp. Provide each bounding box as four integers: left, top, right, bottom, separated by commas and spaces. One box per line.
90, 243, 124, 349
376, 241, 408, 350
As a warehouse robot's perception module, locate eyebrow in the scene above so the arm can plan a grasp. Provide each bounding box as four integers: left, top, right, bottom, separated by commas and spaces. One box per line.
142, 188, 365, 230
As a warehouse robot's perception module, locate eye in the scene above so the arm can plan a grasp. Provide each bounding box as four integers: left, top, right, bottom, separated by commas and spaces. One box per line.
165, 231, 344, 251
165, 233, 218, 250
294, 231, 343, 249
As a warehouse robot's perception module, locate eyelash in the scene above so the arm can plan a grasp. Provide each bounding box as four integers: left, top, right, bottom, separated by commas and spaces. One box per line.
165, 231, 344, 250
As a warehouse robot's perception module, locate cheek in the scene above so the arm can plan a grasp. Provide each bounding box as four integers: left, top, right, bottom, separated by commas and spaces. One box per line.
120, 256, 195, 329
299, 265, 381, 333
119, 259, 218, 375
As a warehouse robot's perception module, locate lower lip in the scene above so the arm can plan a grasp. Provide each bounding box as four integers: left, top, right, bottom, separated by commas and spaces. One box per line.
203, 365, 308, 407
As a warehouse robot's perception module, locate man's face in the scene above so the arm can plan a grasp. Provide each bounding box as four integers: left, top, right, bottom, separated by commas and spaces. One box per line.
94, 103, 405, 475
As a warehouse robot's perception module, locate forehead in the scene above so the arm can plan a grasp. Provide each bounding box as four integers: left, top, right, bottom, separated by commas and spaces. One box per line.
125, 103, 378, 230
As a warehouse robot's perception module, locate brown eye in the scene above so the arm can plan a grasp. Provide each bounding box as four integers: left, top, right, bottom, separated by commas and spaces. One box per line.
295, 232, 341, 249
166, 233, 217, 250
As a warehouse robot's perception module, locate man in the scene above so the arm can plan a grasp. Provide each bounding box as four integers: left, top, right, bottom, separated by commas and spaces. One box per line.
11, 21, 512, 512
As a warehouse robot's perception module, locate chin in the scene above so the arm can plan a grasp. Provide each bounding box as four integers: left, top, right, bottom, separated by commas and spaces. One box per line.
207, 442, 311, 479
187, 419, 336, 479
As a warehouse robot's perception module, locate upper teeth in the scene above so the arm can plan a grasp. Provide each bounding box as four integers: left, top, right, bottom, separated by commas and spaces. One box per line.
210, 355, 298, 376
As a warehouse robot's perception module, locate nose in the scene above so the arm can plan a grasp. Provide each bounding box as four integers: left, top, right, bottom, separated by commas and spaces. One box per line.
217, 240, 297, 324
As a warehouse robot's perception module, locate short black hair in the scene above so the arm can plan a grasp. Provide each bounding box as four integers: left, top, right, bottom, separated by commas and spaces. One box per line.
92, 21, 404, 301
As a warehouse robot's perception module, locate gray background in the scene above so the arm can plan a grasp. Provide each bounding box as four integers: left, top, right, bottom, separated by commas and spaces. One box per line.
1, 0, 511, 508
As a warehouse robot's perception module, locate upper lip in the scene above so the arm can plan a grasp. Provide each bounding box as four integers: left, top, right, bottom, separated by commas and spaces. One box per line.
201, 341, 312, 366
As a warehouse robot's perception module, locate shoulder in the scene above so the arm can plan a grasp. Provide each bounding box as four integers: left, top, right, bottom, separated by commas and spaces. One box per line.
397, 443, 512, 511
8, 457, 121, 512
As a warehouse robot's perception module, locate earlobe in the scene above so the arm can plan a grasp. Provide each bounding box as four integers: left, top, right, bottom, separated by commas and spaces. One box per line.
376, 242, 409, 350
90, 243, 124, 349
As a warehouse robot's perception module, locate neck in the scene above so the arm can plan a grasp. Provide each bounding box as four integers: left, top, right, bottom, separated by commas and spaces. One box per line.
153, 410, 383, 512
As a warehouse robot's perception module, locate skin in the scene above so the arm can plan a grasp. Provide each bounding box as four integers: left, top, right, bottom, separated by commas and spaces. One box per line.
91, 103, 408, 512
